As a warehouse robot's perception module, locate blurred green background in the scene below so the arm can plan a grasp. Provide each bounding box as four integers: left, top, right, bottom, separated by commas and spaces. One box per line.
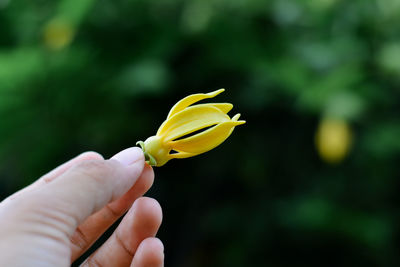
1, 0, 400, 266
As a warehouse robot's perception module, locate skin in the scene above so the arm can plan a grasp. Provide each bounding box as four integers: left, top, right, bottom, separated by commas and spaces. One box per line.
0, 147, 164, 267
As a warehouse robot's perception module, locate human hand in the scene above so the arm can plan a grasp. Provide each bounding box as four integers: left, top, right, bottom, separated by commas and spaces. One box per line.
0, 147, 163, 267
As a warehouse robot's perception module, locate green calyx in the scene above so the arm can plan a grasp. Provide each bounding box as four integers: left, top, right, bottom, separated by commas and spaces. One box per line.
136, 141, 157, 166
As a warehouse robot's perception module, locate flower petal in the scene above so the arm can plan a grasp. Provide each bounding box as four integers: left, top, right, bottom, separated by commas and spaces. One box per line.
194, 103, 233, 114
166, 89, 225, 119
232, 113, 242, 121
157, 105, 230, 141
168, 151, 196, 159
170, 117, 246, 154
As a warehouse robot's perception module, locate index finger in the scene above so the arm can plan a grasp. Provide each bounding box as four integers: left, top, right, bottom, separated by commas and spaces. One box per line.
29, 147, 146, 235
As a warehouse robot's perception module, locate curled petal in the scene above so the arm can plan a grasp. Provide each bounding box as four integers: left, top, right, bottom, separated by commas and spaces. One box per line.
157, 103, 232, 136
167, 89, 225, 119
168, 151, 196, 159
194, 103, 233, 114
170, 117, 246, 154
157, 105, 230, 141
232, 113, 242, 121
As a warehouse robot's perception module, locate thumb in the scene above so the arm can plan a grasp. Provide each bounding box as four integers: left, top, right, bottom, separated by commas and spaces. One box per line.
29, 147, 145, 235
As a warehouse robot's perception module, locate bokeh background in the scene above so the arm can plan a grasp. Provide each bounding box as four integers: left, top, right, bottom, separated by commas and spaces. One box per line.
1, 0, 400, 266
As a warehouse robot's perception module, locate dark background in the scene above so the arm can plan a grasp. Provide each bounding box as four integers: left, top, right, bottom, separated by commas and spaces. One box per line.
1, 0, 400, 266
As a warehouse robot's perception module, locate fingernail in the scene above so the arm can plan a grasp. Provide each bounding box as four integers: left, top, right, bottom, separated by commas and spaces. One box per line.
111, 147, 144, 166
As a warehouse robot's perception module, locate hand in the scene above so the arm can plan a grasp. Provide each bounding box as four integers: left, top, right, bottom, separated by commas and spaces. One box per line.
0, 147, 164, 267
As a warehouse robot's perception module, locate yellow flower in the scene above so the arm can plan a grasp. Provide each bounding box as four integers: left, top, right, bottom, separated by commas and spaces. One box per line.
137, 89, 246, 166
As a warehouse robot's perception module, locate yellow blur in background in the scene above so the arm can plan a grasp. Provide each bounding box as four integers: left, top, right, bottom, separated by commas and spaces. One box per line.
43, 18, 75, 50
315, 118, 352, 164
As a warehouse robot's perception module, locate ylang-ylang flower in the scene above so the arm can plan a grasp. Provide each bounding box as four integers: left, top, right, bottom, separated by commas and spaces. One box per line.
137, 89, 245, 166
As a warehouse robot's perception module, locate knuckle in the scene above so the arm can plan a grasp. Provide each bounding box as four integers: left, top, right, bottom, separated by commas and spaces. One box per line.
104, 203, 124, 218
115, 231, 134, 256
70, 226, 89, 250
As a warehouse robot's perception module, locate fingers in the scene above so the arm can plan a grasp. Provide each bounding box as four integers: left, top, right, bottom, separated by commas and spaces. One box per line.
81, 197, 162, 267
2, 152, 104, 204
131, 238, 164, 267
70, 164, 154, 261
26, 147, 145, 236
